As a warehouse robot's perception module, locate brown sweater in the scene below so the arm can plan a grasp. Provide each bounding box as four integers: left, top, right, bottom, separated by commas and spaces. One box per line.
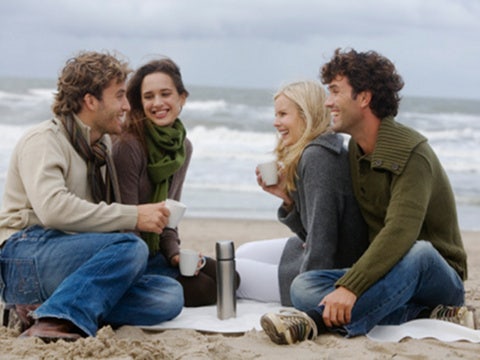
112, 132, 193, 260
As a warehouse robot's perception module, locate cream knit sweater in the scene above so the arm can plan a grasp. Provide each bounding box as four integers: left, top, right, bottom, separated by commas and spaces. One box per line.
0, 115, 137, 246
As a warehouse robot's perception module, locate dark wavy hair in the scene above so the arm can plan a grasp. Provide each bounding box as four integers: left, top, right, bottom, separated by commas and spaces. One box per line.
52, 51, 131, 116
122, 58, 189, 149
321, 48, 404, 118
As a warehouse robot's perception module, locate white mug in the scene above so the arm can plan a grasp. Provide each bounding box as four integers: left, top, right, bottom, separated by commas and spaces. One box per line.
165, 199, 187, 228
179, 249, 206, 277
257, 160, 278, 186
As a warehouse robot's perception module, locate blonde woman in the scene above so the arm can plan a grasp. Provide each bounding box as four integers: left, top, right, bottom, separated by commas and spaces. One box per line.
236, 81, 368, 305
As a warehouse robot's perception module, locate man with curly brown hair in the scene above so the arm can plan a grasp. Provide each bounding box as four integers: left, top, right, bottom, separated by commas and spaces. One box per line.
260, 48, 474, 345
0, 51, 183, 342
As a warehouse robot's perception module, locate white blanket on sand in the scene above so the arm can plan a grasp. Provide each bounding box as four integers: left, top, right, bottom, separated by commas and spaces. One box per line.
140, 300, 282, 334
140, 300, 480, 343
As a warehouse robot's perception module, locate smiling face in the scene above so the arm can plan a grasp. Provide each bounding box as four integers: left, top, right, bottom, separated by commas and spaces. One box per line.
325, 75, 364, 135
273, 94, 305, 147
141, 72, 186, 127
90, 79, 130, 141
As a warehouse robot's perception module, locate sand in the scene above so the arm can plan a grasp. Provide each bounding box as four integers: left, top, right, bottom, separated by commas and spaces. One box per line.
1, 217, 479, 359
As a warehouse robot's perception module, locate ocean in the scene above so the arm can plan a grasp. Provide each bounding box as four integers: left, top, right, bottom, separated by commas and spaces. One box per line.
0, 77, 479, 230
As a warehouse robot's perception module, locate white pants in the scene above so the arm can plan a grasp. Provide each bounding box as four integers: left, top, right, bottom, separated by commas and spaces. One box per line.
235, 237, 288, 303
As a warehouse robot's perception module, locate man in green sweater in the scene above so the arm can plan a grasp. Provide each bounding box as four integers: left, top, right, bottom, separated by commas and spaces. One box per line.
260, 48, 474, 345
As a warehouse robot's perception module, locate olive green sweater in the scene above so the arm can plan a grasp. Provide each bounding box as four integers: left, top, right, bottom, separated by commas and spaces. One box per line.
336, 117, 467, 296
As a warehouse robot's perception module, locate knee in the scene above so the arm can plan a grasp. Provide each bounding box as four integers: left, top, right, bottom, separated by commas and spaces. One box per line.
132, 236, 149, 262
290, 270, 339, 311
149, 279, 184, 323
166, 280, 184, 318
109, 234, 149, 275
235, 242, 253, 258
403, 241, 437, 268
391, 241, 448, 282
290, 273, 310, 296
290, 273, 319, 311
410, 240, 434, 256
119, 234, 149, 262
179, 274, 217, 307
165, 280, 184, 317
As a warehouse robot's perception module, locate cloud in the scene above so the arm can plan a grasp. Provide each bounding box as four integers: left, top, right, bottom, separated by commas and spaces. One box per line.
3, 0, 478, 40
1, 0, 479, 98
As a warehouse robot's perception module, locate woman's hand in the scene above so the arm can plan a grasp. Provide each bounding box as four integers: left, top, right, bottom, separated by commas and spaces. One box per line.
255, 166, 293, 207
173, 251, 206, 276
194, 253, 206, 276
170, 254, 180, 267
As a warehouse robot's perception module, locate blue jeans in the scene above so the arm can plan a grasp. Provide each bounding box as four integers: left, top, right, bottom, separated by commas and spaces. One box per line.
0, 225, 183, 336
290, 241, 465, 337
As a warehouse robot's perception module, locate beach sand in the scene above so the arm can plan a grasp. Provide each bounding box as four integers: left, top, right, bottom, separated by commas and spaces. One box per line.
1, 218, 479, 359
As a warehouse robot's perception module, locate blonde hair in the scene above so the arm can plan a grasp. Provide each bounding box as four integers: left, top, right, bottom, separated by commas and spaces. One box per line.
274, 81, 331, 193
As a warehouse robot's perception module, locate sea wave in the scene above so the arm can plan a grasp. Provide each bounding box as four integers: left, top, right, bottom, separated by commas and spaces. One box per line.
185, 99, 228, 112
0, 80, 479, 227
0, 88, 54, 106
400, 111, 480, 131
188, 125, 276, 161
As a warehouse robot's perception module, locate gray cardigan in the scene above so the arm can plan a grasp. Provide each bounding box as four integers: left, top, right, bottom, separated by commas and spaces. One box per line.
277, 133, 369, 305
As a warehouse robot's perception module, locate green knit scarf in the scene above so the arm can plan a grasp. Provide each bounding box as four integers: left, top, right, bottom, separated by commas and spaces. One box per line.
143, 119, 186, 254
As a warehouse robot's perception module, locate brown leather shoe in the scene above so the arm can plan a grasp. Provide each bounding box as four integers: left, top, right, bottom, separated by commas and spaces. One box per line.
20, 318, 83, 342
13, 304, 41, 331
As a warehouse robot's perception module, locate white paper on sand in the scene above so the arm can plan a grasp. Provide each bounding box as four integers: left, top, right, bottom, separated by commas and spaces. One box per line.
367, 319, 480, 343
140, 301, 480, 343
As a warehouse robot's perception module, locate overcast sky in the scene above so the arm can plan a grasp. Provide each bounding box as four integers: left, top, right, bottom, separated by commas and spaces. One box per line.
1, 0, 479, 99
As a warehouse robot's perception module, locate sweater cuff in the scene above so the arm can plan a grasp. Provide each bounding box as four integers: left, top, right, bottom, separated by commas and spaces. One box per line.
335, 270, 372, 297
159, 228, 181, 261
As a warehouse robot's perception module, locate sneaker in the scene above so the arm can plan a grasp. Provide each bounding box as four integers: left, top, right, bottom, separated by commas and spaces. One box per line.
429, 305, 477, 329
260, 309, 318, 345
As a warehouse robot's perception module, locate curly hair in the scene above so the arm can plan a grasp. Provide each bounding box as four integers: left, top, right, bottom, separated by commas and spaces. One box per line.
122, 58, 189, 150
321, 48, 404, 118
52, 51, 131, 116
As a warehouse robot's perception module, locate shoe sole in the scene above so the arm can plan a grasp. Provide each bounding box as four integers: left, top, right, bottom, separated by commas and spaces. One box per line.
260, 314, 291, 345
19, 334, 82, 344
466, 306, 478, 330
39, 334, 81, 343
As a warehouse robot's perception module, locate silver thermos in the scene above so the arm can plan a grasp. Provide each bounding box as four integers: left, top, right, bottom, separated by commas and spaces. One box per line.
216, 240, 236, 319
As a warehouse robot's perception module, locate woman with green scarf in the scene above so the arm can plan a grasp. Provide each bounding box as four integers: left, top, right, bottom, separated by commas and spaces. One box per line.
113, 58, 234, 307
